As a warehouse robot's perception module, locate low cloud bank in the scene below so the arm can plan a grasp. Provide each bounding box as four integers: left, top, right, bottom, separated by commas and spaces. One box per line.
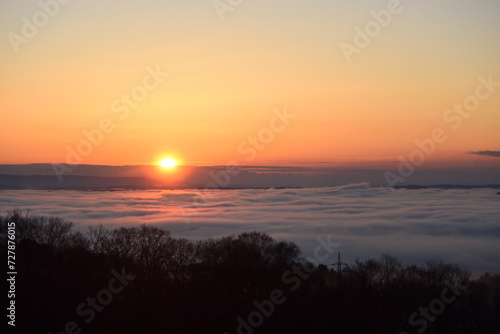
1, 184, 499, 274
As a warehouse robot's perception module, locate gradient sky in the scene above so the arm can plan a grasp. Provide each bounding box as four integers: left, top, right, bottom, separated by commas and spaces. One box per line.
1, 0, 499, 167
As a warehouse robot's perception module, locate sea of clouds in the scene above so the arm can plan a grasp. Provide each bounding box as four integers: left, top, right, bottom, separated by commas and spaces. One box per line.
1, 183, 499, 275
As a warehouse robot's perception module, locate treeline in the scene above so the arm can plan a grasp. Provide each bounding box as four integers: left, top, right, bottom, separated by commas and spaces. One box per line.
0, 210, 499, 334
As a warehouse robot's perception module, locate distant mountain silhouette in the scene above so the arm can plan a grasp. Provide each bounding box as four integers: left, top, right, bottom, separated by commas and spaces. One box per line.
2, 162, 500, 191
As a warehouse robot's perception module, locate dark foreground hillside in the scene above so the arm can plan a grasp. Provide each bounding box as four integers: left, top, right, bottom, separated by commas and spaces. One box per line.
1, 210, 499, 334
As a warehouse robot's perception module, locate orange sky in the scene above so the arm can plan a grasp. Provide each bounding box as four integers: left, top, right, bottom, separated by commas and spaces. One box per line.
1, 1, 499, 167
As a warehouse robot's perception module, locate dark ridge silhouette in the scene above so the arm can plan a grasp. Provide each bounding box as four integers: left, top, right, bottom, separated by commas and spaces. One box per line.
1, 209, 499, 334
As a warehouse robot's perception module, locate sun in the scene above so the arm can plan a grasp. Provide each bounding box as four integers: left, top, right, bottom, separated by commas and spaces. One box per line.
159, 158, 177, 169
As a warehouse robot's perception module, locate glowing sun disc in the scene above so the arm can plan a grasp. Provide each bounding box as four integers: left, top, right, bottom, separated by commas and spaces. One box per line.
159, 158, 177, 168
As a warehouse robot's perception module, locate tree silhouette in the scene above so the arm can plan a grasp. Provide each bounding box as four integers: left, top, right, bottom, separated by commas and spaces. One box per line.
1, 210, 498, 334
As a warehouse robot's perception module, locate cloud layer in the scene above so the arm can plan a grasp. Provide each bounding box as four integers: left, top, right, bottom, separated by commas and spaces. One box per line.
471, 151, 500, 158
1, 184, 499, 275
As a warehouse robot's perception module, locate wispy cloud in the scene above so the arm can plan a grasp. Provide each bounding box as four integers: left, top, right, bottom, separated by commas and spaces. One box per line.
470, 151, 500, 158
